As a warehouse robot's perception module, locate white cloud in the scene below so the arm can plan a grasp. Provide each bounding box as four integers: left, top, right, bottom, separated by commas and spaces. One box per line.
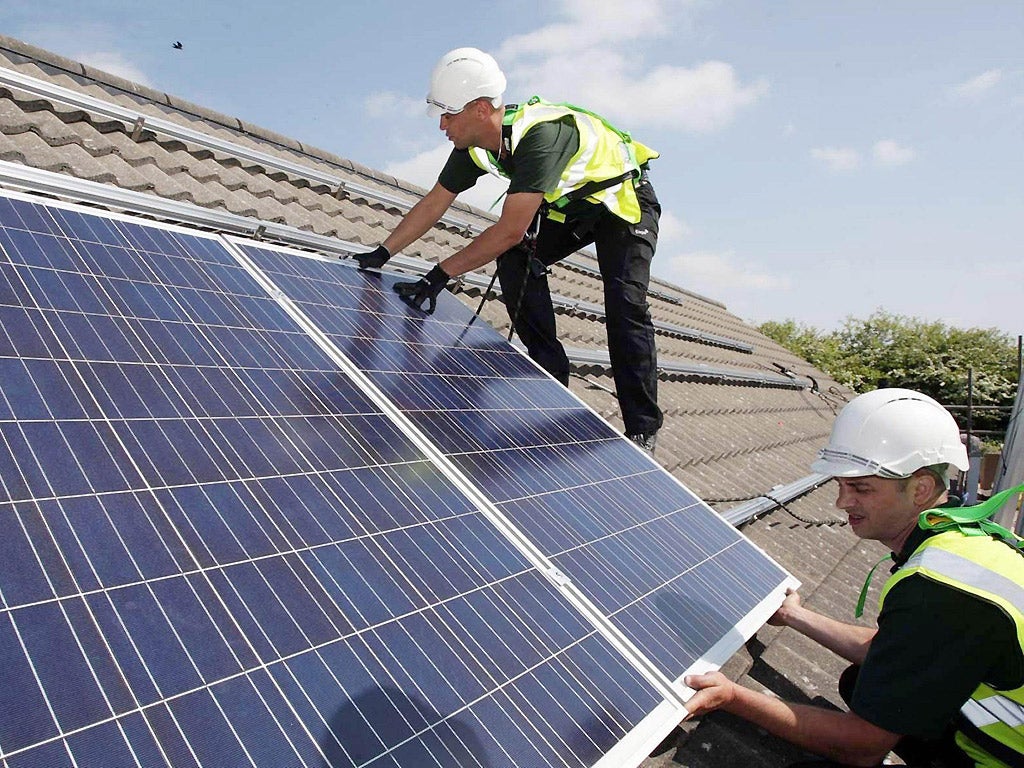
364, 91, 424, 120
15, 24, 152, 88
499, 0, 681, 58
656, 249, 791, 294
657, 210, 693, 246
77, 51, 152, 87
383, 143, 509, 213
495, 0, 766, 132
811, 146, 861, 171
950, 69, 1003, 98
873, 139, 916, 166
652, 249, 793, 320
383, 144, 451, 191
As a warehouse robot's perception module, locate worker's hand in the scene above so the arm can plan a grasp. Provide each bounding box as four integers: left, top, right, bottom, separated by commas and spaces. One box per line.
354, 245, 391, 270
393, 264, 450, 314
768, 588, 801, 627
682, 671, 736, 720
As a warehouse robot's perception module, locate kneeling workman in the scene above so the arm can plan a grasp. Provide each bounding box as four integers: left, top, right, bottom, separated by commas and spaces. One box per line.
685, 388, 1024, 767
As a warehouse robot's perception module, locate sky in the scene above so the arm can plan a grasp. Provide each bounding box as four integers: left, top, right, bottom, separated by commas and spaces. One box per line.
3, 0, 1022, 336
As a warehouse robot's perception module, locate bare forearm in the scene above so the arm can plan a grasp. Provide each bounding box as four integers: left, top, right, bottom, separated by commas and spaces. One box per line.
781, 604, 876, 664
725, 687, 894, 766
440, 191, 543, 277
440, 223, 522, 276
382, 185, 456, 255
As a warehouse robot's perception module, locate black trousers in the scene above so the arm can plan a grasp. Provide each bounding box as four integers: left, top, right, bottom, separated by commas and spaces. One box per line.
495, 176, 663, 436
787, 665, 973, 768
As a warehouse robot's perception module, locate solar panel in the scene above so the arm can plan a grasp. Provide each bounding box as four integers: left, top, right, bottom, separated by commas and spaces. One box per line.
0, 189, 795, 767
233, 241, 796, 684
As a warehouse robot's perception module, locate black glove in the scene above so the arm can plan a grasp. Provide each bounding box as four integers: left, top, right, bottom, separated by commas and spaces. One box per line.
354, 245, 390, 270
393, 265, 450, 315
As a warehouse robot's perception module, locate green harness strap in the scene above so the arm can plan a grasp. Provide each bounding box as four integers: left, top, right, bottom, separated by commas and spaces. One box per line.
918, 482, 1024, 545
855, 553, 894, 618
854, 482, 1024, 618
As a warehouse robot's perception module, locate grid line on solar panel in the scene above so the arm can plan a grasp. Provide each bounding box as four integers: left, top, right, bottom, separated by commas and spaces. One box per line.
233, 238, 794, 689
1, 193, 667, 768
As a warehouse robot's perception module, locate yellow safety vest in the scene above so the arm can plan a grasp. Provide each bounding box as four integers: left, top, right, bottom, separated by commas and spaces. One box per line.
468, 97, 659, 224
880, 531, 1024, 767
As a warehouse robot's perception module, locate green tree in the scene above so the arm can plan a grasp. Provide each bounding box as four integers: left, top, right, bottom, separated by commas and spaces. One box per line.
758, 319, 841, 374
760, 311, 1019, 434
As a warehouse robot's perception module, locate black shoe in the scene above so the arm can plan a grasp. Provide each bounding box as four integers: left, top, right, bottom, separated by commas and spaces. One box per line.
627, 431, 657, 453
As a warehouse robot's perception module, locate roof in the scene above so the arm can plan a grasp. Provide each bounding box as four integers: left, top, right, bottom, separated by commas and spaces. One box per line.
0, 34, 893, 766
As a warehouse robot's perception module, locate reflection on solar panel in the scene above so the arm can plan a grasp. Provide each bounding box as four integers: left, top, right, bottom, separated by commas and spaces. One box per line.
0, 190, 795, 768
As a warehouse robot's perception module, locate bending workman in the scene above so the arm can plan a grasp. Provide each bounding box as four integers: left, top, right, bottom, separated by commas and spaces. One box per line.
685, 388, 1024, 767
356, 47, 663, 452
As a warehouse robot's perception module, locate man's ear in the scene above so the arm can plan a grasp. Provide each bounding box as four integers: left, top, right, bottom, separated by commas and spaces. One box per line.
911, 470, 942, 505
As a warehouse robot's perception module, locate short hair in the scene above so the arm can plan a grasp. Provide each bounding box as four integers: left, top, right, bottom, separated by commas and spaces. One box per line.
896, 464, 949, 492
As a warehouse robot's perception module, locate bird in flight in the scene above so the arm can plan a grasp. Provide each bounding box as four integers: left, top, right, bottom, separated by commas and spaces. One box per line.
172, 41, 183, 50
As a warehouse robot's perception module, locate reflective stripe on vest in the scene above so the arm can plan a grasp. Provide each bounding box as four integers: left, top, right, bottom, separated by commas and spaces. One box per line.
468, 98, 658, 224
963, 696, 1024, 730
900, 546, 1024, 612
880, 531, 1024, 765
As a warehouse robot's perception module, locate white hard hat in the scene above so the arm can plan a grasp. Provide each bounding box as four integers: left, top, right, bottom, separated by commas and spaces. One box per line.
811, 388, 969, 480
426, 47, 506, 117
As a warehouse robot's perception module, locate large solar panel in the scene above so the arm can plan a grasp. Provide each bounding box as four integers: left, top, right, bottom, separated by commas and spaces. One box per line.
234, 242, 796, 684
0, 189, 795, 767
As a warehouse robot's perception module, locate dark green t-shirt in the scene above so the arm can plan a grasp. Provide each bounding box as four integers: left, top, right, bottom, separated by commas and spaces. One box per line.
851, 527, 1024, 738
438, 118, 580, 196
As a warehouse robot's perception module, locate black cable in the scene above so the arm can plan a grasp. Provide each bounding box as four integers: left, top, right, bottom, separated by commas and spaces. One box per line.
473, 269, 500, 318
505, 209, 545, 342
706, 492, 847, 527
761, 493, 847, 527
705, 494, 765, 504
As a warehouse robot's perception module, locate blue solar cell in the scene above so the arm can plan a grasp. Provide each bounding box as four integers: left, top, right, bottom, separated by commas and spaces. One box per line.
15, 601, 112, 734
0, 613, 59, 754
6, 740, 76, 768
65, 718, 140, 768
1, 194, 666, 767
139, 703, 201, 768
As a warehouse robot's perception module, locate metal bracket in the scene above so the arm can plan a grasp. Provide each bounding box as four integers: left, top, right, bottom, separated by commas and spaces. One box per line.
334, 182, 347, 200
253, 224, 267, 240
547, 567, 571, 588
130, 116, 146, 141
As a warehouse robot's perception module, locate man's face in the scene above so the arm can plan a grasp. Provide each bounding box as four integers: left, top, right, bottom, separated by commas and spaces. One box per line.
439, 102, 481, 150
834, 475, 919, 549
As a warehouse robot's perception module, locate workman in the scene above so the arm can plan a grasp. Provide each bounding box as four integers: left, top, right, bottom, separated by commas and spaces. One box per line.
684, 388, 1024, 767
355, 47, 663, 452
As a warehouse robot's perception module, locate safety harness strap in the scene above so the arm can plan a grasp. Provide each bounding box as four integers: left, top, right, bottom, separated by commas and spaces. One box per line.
919, 483, 1024, 552
548, 169, 639, 210
855, 554, 893, 618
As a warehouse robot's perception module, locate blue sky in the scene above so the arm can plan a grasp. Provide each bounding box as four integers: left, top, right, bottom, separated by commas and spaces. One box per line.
4, 1, 1022, 336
